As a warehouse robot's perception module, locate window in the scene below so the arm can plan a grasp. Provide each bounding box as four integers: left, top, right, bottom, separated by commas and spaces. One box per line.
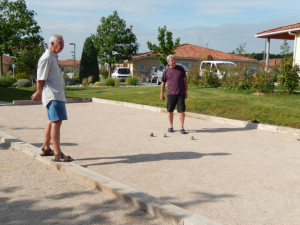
182, 62, 190, 69
139, 64, 145, 72
61, 67, 65, 72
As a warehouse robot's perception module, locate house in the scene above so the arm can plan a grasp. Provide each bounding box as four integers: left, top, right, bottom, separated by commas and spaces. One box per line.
2, 55, 13, 73
256, 22, 300, 69
58, 59, 80, 75
128, 43, 260, 78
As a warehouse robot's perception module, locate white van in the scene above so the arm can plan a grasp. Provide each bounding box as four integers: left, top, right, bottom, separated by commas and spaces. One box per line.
199, 61, 236, 78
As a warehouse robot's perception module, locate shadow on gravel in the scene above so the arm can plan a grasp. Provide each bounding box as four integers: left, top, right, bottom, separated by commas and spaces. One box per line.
189, 123, 259, 133
30, 142, 79, 148
78, 151, 231, 167
0, 186, 159, 225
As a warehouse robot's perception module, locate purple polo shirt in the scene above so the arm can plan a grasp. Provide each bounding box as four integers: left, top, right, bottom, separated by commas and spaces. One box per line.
162, 65, 186, 95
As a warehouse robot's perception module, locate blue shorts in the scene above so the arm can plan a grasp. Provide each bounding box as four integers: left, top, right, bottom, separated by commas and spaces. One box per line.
46, 100, 68, 122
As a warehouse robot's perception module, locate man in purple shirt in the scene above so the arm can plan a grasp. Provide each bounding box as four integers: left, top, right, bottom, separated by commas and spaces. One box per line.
160, 55, 188, 134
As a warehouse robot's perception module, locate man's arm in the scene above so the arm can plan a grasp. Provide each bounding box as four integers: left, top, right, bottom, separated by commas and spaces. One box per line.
184, 77, 188, 99
160, 82, 166, 101
31, 80, 45, 102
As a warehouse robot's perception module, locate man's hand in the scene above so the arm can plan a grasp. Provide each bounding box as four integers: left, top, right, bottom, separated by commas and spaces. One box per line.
31, 91, 41, 102
185, 93, 188, 99
160, 94, 165, 101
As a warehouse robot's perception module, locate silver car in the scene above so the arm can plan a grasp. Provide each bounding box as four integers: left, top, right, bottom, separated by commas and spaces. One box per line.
145, 67, 158, 83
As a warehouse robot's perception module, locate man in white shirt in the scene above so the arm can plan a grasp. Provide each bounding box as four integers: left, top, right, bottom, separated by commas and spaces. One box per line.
32, 34, 73, 162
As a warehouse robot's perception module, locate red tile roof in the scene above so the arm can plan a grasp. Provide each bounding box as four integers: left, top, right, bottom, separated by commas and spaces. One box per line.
133, 43, 256, 61
2, 55, 13, 64
58, 59, 80, 66
260, 58, 282, 67
256, 22, 300, 40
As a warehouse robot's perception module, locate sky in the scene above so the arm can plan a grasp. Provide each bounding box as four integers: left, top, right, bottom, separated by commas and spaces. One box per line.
25, 0, 300, 60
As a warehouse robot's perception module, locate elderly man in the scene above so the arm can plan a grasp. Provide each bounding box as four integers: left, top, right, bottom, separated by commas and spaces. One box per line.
160, 55, 188, 134
31, 34, 73, 162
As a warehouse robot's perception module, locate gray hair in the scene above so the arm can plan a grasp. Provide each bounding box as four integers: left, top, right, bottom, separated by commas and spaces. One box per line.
166, 55, 174, 62
49, 34, 63, 45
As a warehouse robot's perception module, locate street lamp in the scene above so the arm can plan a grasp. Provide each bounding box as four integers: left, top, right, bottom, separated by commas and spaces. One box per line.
69, 43, 76, 77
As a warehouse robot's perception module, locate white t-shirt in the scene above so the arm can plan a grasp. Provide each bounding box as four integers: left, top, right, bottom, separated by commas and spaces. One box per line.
37, 49, 66, 107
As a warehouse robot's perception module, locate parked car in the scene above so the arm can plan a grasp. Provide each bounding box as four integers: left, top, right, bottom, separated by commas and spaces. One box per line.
111, 67, 131, 81
156, 63, 188, 85
145, 67, 158, 83
199, 61, 236, 78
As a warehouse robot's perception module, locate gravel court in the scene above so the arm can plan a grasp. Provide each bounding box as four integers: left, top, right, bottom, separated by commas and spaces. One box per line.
0, 142, 170, 225
1, 101, 300, 225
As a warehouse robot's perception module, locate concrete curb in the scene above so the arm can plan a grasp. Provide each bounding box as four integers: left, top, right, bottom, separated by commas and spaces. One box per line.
12, 98, 93, 105
91, 98, 300, 137
0, 130, 221, 225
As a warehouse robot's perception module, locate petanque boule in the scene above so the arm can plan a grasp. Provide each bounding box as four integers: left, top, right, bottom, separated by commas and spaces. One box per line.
190, 136, 194, 140
150, 133, 154, 137
162, 133, 166, 137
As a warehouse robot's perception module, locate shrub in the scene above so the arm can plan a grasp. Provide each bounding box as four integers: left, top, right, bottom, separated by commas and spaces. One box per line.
100, 69, 109, 79
199, 69, 220, 88
0, 75, 16, 87
251, 71, 274, 93
115, 78, 120, 87
14, 71, 31, 80
87, 76, 93, 85
187, 67, 200, 85
64, 77, 76, 86
222, 70, 252, 90
105, 77, 115, 86
124, 76, 139, 85
16, 79, 32, 87
82, 78, 87, 86
277, 56, 300, 93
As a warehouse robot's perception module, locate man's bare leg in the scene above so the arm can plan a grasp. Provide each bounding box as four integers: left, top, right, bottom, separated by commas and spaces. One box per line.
168, 112, 174, 129
179, 112, 185, 129
42, 120, 51, 150
51, 120, 62, 155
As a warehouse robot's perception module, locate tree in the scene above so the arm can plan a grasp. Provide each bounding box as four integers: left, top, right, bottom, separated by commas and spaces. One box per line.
235, 43, 246, 55
147, 26, 180, 66
91, 11, 139, 75
280, 40, 292, 57
0, 0, 44, 76
79, 37, 99, 83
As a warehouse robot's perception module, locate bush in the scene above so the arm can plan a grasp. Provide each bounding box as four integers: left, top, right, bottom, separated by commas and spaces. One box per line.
64, 77, 76, 86
187, 67, 200, 85
0, 75, 16, 87
199, 69, 220, 88
278, 56, 300, 93
100, 69, 109, 79
16, 79, 32, 87
124, 76, 139, 85
222, 70, 252, 90
251, 71, 274, 93
105, 77, 116, 86
14, 71, 31, 80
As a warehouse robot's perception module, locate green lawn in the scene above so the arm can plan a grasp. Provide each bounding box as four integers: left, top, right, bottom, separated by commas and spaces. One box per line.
1, 85, 300, 128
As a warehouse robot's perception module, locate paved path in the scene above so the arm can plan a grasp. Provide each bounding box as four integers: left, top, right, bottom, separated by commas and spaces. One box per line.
1, 99, 300, 225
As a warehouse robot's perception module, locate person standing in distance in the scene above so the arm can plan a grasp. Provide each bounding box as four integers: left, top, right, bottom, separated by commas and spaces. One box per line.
31, 34, 73, 162
160, 55, 188, 134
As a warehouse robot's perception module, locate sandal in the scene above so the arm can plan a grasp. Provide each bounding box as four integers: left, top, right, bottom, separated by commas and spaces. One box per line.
52, 153, 74, 162
40, 148, 54, 156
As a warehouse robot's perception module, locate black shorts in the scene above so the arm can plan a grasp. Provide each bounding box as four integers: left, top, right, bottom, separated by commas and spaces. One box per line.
167, 94, 186, 113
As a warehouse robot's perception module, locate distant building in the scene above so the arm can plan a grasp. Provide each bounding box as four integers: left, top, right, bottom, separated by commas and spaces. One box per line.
2, 55, 13, 73
58, 59, 80, 75
128, 43, 260, 78
256, 22, 300, 68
